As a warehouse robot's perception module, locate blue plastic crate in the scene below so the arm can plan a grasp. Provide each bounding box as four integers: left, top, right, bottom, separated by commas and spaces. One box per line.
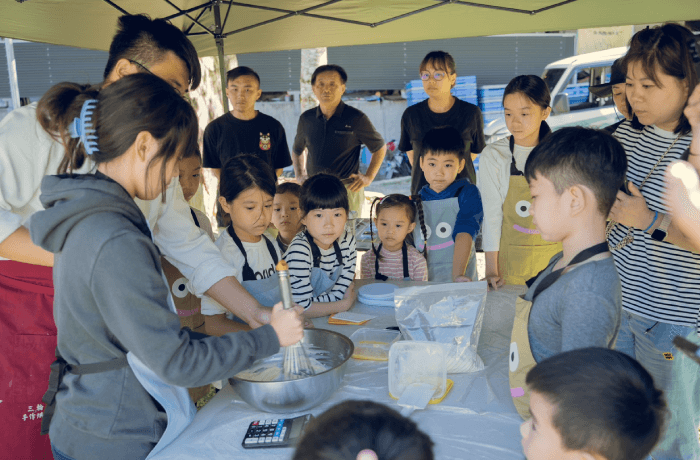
478, 84, 507, 99
479, 101, 504, 112
456, 76, 477, 84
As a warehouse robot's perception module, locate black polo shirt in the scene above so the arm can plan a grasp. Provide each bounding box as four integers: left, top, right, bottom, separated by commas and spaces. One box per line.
292, 101, 385, 179
202, 111, 292, 171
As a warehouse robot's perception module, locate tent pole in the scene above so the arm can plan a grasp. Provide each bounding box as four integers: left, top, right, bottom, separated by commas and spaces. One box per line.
4, 39, 21, 111
212, 1, 229, 113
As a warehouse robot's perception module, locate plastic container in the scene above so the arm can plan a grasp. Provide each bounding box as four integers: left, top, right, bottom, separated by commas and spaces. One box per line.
388, 341, 446, 400
350, 328, 401, 361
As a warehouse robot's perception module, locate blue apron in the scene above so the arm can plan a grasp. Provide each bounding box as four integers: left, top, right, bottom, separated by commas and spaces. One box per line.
414, 187, 477, 282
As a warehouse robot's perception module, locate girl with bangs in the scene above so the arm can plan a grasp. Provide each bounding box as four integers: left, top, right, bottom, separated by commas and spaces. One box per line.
284, 174, 358, 318
605, 23, 700, 460
399, 50, 485, 196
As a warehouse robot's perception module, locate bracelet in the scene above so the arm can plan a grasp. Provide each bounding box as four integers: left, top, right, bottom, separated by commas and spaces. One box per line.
643, 211, 659, 232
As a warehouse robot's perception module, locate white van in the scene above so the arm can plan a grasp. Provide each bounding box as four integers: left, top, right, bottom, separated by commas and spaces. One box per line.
483, 46, 628, 144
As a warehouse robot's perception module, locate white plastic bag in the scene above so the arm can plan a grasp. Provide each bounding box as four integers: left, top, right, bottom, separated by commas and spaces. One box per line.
394, 282, 487, 374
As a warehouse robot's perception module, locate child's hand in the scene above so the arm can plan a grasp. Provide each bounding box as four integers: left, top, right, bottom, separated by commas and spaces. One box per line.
484, 274, 505, 291
269, 301, 304, 347
453, 275, 472, 283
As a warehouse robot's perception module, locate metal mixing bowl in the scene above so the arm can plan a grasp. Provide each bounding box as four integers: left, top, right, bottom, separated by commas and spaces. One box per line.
229, 328, 354, 413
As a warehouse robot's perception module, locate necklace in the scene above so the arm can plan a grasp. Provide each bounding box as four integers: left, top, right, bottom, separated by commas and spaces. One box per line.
606, 133, 681, 251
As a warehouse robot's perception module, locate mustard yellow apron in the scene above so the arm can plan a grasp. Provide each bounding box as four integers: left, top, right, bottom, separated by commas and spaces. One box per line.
498, 137, 561, 286
508, 242, 610, 419
508, 295, 538, 419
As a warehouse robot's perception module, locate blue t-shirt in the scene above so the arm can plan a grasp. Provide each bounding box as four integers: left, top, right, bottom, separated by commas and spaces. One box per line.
419, 178, 483, 240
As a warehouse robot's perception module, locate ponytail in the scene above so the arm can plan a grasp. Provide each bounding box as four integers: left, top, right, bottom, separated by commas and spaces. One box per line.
36, 74, 198, 200
37, 82, 101, 174
411, 195, 429, 264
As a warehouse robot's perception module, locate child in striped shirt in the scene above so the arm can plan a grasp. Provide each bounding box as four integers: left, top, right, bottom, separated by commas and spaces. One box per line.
361, 194, 428, 281
285, 174, 357, 318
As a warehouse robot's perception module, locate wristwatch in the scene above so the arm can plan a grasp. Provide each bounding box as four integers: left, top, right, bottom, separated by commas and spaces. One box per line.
651, 213, 671, 242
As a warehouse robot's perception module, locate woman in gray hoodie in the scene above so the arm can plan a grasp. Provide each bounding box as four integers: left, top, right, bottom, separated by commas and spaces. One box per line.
29, 73, 304, 460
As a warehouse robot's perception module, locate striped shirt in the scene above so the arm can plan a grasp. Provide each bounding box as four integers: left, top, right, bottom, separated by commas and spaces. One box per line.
609, 122, 700, 333
360, 245, 428, 281
284, 229, 356, 309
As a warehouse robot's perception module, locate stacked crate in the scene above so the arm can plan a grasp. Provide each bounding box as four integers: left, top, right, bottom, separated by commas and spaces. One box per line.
477, 84, 507, 126
405, 76, 478, 107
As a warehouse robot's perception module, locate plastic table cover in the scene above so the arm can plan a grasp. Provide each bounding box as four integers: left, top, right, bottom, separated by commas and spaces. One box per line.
152, 281, 528, 460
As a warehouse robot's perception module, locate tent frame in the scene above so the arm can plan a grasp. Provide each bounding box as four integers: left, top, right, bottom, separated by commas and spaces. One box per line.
93, 0, 579, 111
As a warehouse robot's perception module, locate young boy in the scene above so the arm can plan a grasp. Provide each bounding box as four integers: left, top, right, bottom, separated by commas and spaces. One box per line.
509, 127, 626, 419
272, 182, 303, 253
522, 347, 667, 460
415, 126, 483, 282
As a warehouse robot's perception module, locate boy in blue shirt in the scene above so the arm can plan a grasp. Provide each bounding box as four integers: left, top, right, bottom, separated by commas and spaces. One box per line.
414, 126, 483, 282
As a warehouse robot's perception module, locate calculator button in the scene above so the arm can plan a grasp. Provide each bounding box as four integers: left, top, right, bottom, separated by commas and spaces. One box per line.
264, 420, 271, 425
265, 437, 273, 443
271, 419, 278, 424
272, 436, 279, 442
245, 438, 258, 444
252, 421, 258, 426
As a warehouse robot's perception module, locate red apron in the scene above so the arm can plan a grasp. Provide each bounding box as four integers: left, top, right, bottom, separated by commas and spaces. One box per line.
0, 260, 55, 459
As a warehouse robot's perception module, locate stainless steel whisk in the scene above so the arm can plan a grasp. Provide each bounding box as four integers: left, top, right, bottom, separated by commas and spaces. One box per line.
277, 261, 316, 379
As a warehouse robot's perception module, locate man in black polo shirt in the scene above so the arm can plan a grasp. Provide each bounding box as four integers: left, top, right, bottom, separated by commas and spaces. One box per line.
203, 66, 292, 179
292, 64, 386, 214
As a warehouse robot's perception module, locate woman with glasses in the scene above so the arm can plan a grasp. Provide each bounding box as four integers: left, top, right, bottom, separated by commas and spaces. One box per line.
399, 51, 485, 196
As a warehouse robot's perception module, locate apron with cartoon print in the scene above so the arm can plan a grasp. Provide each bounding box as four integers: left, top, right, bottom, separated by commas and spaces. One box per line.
499, 137, 562, 286
414, 187, 477, 283
508, 243, 610, 419
226, 225, 284, 308
162, 209, 206, 333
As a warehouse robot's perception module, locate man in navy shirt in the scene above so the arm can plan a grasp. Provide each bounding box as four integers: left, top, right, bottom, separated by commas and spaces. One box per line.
292, 65, 386, 214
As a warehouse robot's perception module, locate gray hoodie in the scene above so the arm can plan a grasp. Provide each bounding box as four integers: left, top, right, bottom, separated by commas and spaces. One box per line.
30, 172, 279, 459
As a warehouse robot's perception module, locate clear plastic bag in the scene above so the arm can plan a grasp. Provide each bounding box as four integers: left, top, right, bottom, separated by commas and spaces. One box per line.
394, 281, 488, 374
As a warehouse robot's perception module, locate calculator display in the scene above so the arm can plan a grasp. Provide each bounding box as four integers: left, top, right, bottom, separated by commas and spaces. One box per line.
241, 414, 313, 449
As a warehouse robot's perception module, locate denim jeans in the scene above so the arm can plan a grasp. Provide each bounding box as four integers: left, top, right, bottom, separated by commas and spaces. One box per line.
616, 310, 700, 460
51, 444, 77, 460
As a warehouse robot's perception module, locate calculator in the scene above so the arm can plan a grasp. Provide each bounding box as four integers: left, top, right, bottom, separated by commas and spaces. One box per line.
241, 414, 314, 449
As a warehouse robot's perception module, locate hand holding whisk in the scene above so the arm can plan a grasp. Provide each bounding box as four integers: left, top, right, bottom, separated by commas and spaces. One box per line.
277, 260, 316, 379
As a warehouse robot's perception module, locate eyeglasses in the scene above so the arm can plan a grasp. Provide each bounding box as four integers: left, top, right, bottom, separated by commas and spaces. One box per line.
420, 71, 448, 81
129, 59, 153, 75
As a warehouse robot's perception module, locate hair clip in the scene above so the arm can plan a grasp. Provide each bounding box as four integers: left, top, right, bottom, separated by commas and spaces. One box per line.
69, 99, 100, 156
356, 449, 378, 460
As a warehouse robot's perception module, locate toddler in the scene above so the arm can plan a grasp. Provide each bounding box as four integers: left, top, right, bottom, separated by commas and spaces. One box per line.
361, 194, 428, 281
